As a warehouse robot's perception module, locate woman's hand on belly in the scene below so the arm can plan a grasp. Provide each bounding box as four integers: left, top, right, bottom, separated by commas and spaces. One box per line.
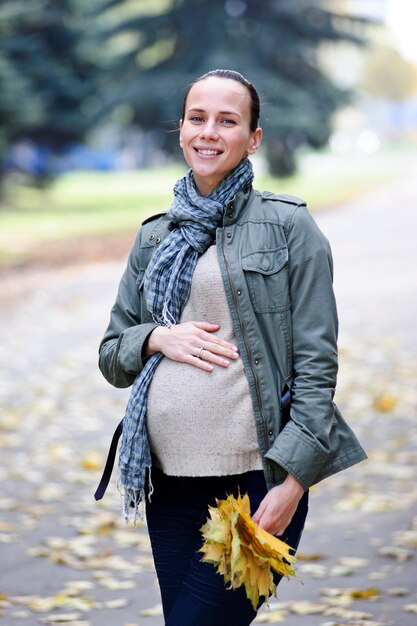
145, 321, 239, 372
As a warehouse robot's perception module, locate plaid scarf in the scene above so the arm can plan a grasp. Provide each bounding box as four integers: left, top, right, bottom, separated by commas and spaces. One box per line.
119, 158, 254, 521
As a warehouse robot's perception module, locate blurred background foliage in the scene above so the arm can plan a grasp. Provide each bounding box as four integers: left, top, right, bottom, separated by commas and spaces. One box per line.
0, 0, 378, 178
0, 0, 416, 267
91, 0, 368, 176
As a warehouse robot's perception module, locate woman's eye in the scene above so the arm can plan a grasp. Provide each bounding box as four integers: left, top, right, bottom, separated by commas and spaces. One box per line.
221, 119, 236, 126
190, 116, 204, 123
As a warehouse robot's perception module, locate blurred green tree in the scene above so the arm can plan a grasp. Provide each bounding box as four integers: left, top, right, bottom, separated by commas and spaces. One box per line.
0, 0, 102, 182
98, 0, 369, 175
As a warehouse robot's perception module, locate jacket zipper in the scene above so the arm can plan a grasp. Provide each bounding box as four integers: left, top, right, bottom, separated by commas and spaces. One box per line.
221, 231, 270, 456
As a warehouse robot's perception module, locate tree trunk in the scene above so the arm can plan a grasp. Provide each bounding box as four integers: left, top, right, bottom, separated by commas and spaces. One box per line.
265, 139, 296, 177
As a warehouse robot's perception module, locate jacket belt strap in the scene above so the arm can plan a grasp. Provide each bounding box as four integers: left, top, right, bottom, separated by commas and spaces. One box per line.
94, 419, 123, 501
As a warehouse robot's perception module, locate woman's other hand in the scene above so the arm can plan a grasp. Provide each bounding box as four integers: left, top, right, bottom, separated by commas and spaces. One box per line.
252, 474, 304, 536
145, 321, 239, 372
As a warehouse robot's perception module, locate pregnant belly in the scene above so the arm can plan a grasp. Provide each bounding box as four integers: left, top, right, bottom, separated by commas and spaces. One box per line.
146, 355, 259, 467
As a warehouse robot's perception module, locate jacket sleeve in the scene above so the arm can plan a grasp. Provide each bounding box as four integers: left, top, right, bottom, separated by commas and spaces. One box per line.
98, 229, 158, 388
264, 204, 339, 491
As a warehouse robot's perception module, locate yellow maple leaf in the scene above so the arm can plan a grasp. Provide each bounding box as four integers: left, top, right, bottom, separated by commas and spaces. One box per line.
350, 587, 380, 599
200, 492, 297, 609
373, 393, 398, 413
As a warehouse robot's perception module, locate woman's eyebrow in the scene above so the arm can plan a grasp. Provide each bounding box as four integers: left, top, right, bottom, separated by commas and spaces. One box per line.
188, 107, 241, 119
219, 110, 241, 118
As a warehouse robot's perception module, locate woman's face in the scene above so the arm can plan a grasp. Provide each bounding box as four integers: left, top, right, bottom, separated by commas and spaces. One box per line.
180, 76, 262, 196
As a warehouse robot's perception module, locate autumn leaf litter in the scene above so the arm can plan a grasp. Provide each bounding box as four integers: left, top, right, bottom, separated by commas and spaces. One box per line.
0, 259, 416, 625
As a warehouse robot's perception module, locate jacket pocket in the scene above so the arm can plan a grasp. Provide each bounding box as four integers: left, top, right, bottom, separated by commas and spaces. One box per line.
242, 246, 290, 312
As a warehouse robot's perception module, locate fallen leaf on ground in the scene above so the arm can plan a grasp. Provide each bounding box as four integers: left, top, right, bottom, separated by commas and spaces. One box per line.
373, 393, 398, 412
42, 622, 90, 626
300, 562, 328, 578
394, 529, 417, 548
39, 614, 82, 623
0, 532, 19, 543
329, 565, 357, 577
321, 622, 385, 626
0, 594, 11, 609
81, 451, 103, 471
96, 577, 135, 590
254, 608, 287, 622
103, 598, 129, 609
135, 555, 155, 569
378, 546, 413, 561
337, 557, 369, 569
320, 588, 348, 597
297, 552, 326, 561
387, 587, 409, 596
350, 587, 380, 599
320, 586, 380, 606
63, 581, 95, 596
324, 607, 374, 620
10, 593, 96, 613
287, 601, 327, 615
140, 603, 163, 617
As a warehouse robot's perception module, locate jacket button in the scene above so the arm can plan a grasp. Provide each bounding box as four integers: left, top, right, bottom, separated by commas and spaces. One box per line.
254, 359, 259, 365
149, 234, 155, 240
226, 232, 232, 239
269, 430, 273, 437
227, 211, 233, 218
237, 289, 242, 296
155, 237, 161, 244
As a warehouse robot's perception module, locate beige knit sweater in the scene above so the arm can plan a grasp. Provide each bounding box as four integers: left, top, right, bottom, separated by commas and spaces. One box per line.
147, 244, 263, 476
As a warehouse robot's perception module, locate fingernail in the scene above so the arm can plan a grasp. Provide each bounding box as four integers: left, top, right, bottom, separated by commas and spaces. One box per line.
223, 360, 230, 367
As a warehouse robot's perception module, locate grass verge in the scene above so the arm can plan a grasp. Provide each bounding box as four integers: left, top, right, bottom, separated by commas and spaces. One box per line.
0, 149, 414, 269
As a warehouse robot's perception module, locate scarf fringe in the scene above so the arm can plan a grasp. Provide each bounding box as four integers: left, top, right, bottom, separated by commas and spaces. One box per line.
118, 466, 154, 525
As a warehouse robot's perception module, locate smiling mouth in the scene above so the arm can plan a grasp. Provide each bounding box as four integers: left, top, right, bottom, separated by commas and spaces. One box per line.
195, 148, 223, 156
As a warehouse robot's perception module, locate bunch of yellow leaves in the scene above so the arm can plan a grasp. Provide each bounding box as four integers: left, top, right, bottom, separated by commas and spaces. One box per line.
200, 492, 297, 609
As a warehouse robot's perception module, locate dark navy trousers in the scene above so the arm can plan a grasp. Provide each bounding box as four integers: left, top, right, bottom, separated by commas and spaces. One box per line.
145, 467, 308, 626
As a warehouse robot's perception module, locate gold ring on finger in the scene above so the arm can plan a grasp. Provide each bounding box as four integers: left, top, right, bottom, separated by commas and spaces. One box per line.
197, 346, 204, 359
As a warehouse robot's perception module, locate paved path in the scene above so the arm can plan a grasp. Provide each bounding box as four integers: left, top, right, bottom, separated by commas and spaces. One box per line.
1, 169, 416, 626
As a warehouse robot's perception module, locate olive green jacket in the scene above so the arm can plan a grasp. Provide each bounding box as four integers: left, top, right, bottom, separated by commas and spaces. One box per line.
99, 186, 367, 491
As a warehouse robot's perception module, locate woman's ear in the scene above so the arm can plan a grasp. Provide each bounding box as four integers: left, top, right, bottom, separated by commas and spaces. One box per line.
179, 120, 183, 147
247, 127, 263, 155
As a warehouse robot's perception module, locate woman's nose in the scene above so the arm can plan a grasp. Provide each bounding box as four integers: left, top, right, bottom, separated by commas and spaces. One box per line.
200, 120, 219, 140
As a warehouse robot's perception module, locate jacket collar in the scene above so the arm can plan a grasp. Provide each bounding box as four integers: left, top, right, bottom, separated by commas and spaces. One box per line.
146, 184, 254, 247
222, 184, 254, 226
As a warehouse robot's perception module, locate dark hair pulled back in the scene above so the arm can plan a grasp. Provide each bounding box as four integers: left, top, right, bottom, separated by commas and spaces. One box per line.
181, 69, 260, 132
